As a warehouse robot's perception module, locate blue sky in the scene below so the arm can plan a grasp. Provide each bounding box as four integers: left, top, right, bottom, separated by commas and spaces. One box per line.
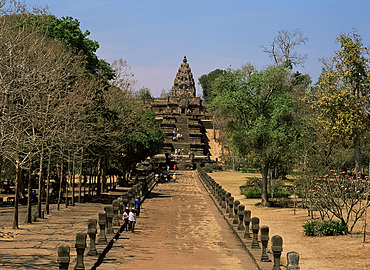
24, 0, 370, 97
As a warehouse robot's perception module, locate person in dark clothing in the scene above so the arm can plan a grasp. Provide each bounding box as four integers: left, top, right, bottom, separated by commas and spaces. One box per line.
135, 196, 141, 217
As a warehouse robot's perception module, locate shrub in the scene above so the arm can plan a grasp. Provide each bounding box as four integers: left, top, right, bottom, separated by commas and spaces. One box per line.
210, 163, 223, 171
202, 167, 212, 173
303, 220, 318, 236
240, 177, 293, 199
303, 220, 348, 237
243, 186, 261, 198
273, 185, 292, 198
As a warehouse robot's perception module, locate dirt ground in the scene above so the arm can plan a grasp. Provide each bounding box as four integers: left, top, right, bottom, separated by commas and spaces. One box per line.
209, 171, 370, 270
0, 171, 260, 270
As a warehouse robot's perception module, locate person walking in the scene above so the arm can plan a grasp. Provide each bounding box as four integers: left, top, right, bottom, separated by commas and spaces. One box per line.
135, 196, 141, 217
122, 207, 129, 231
129, 208, 137, 233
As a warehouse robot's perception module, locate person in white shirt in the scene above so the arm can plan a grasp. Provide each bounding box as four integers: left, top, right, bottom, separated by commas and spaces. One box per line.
128, 208, 137, 233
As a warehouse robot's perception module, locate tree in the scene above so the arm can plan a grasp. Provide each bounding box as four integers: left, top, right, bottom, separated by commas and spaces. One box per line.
262, 29, 308, 68
26, 14, 115, 80
309, 31, 370, 175
160, 89, 171, 98
134, 87, 152, 102
210, 65, 301, 206
198, 69, 225, 104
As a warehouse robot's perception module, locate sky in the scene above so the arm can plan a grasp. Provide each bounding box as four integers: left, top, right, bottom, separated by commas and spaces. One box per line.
23, 0, 370, 97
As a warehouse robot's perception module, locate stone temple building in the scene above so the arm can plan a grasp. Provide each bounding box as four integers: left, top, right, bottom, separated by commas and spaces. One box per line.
149, 56, 213, 169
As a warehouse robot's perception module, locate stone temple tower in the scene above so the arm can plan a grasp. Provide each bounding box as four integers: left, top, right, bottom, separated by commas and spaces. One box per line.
170, 56, 196, 98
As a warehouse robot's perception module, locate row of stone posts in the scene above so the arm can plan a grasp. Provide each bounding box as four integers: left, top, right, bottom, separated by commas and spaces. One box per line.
197, 166, 300, 270
57, 171, 156, 269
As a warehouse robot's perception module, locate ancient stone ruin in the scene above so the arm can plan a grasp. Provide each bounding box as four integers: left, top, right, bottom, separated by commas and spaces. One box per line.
149, 56, 213, 169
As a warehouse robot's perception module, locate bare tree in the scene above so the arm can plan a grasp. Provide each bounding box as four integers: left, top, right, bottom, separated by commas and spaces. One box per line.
261, 29, 308, 67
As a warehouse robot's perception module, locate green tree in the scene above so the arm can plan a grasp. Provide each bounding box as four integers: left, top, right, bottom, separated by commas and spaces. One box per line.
25, 14, 114, 80
210, 65, 301, 206
198, 69, 225, 104
309, 31, 370, 175
134, 87, 152, 102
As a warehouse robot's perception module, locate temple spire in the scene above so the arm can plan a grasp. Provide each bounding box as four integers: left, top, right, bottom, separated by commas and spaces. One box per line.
170, 56, 196, 98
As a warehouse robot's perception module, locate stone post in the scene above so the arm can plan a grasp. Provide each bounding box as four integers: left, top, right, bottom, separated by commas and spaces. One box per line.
287, 251, 300, 270
233, 200, 240, 224
218, 187, 223, 206
237, 204, 245, 230
87, 219, 97, 256
118, 197, 124, 215
244, 210, 251, 238
260, 225, 270, 262
221, 190, 227, 209
112, 199, 120, 227
251, 217, 260, 249
57, 244, 70, 270
271, 235, 283, 270
228, 196, 234, 218
97, 213, 107, 245
74, 233, 86, 270
106, 206, 114, 234
128, 190, 134, 207
122, 194, 129, 208
225, 192, 231, 213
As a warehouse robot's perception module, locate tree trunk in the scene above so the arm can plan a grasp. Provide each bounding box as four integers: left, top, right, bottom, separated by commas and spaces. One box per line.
97, 158, 102, 195
12, 162, 19, 229
71, 154, 75, 206
354, 135, 362, 177
57, 162, 63, 211
38, 144, 44, 218
65, 157, 70, 208
261, 161, 269, 207
27, 165, 32, 224
78, 148, 83, 203
45, 150, 52, 215
0, 155, 3, 183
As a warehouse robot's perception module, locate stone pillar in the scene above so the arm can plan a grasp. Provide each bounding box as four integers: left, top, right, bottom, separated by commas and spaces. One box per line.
251, 217, 260, 249
128, 190, 134, 207
106, 206, 114, 234
221, 190, 227, 209
237, 204, 245, 230
74, 233, 86, 270
122, 194, 129, 208
260, 225, 270, 262
87, 219, 97, 256
112, 199, 120, 227
287, 251, 300, 270
228, 196, 234, 218
118, 197, 124, 215
244, 210, 251, 238
225, 192, 231, 213
233, 200, 240, 224
218, 187, 223, 206
271, 235, 283, 270
57, 244, 70, 270
97, 213, 107, 245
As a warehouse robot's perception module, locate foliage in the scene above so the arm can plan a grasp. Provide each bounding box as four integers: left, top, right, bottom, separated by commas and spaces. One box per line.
209, 163, 223, 172
198, 69, 225, 104
306, 170, 370, 232
303, 220, 348, 237
308, 31, 370, 174
240, 177, 292, 199
26, 14, 115, 80
210, 65, 303, 206
134, 87, 152, 102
